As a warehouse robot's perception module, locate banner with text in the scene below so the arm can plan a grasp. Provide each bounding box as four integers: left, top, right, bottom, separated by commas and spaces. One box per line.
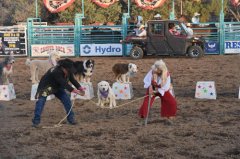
225, 41, 240, 54
80, 44, 122, 56
204, 41, 219, 54
0, 32, 26, 56
31, 44, 74, 57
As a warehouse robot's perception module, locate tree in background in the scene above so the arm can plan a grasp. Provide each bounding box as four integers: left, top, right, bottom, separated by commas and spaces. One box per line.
0, 0, 238, 25
1, 0, 35, 25
227, 0, 240, 21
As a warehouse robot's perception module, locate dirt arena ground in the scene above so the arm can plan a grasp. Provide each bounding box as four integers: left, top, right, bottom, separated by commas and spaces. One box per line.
0, 55, 239, 159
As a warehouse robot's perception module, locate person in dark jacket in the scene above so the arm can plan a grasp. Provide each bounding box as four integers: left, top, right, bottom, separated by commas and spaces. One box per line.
32, 58, 85, 127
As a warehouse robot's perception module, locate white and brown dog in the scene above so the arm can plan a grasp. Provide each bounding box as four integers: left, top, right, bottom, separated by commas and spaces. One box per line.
112, 63, 138, 83
0, 53, 15, 85
97, 81, 116, 109
25, 52, 60, 84
74, 59, 95, 83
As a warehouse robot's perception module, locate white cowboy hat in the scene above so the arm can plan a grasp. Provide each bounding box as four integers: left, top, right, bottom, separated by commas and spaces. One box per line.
139, 25, 145, 30
154, 13, 161, 18
194, 12, 201, 16
186, 23, 191, 27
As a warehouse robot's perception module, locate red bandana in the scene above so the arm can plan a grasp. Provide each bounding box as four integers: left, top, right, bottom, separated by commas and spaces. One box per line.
134, 0, 167, 10
43, 0, 75, 13
92, 0, 117, 8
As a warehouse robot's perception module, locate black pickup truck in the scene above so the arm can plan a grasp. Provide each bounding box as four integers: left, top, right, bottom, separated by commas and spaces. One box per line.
123, 20, 205, 59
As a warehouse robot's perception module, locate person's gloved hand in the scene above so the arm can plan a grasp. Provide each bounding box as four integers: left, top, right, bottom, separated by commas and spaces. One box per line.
72, 89, 85, 96
151, 80, 161, 88
78, 87, 85, 96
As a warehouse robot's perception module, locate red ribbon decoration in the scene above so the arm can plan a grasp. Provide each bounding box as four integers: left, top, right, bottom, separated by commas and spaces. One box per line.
43, 0, 75, 13
134, 0, 167, 10
92, 0, 117, 8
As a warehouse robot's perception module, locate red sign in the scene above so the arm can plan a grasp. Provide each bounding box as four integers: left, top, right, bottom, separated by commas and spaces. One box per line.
43, 0, 75, 13
135, 0, 167, 10
92, 0, 117, 8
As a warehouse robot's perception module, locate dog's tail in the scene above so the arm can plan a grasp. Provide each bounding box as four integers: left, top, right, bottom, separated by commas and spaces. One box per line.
25, 58, 31, 66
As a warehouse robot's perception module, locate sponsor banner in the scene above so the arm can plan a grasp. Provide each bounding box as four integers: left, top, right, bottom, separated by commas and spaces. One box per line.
204, 41, 219, 54
31, 44, 74, 57
80, 44, 123, 56
0, 32, 26, 56
225, 41, 240, 54
43, 0, 75, 13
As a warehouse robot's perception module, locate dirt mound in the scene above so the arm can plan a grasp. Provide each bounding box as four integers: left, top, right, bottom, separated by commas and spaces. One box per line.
0, 55, 239, 158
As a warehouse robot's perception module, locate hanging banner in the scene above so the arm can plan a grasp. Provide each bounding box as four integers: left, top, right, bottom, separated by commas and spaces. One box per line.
80, 44, 122, 56
43, 0, 75, 13
225, 41, 240, 54
0, 32, 26, 56
31, 44, 75, 57
135, 0, 167, 10
204, 41, 219, 54
92, 0, 117, 8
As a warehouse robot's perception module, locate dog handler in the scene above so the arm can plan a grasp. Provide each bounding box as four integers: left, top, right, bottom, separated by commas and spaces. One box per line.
138, 60, 177, 125
32, 59, 85, 127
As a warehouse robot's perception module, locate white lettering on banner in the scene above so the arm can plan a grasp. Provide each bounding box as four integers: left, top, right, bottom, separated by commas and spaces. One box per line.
81, 44, 122, 56
225, 41, 240, 54
31, 44, 74, 57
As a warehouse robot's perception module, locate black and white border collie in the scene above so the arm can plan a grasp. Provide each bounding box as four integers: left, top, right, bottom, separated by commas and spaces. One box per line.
74, 59, 95, 83
0, 53, 15, 85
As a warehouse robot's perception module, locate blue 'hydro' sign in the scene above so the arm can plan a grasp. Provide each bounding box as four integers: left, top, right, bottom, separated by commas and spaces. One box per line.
80, 44, 122, 56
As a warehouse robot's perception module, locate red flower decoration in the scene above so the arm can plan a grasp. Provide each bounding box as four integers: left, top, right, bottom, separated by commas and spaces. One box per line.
135, 0, 167, 10
92, 0, 117, 8
231, 0, 240, 6
44, 0, 75, 13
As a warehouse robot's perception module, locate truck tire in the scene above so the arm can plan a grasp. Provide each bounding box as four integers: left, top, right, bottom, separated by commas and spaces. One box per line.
188, 45, 204, 58
130, 46, 144, 59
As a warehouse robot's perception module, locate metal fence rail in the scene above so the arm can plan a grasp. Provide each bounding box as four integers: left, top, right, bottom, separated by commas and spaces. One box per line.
26, 16, 240, 57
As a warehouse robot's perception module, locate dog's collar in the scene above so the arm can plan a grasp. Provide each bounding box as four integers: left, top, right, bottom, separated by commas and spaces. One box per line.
100, 89, 109, 98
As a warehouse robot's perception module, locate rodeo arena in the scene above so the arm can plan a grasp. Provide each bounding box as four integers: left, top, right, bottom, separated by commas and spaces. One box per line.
0, 0, 240, 158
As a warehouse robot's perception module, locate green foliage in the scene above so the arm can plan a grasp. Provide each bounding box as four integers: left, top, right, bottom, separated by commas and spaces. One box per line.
1, 0, 35, 25
0, 0, 237, 25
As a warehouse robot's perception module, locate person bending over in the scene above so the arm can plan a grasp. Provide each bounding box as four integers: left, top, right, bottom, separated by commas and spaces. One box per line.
32, 58, 85, 127
138, 60, 177, 125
